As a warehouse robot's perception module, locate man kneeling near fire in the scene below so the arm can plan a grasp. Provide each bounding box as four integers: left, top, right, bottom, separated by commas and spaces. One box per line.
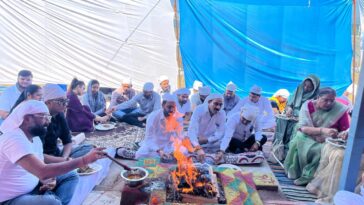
116, 93, 189, 159
214, 105, 267, 164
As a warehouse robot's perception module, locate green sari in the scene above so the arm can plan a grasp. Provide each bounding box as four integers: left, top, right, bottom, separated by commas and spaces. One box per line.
272, 75, 320, 161
284, 100, 347, 185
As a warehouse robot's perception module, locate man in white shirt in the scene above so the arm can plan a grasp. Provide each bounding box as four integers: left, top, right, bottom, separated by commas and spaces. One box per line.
0, 70, 33, 124
116, 94, 185, 159
0, 100, 105, 205
228, 85, 276, 130
215, 105, 267, 162
174, 88, 192, 122
188, 93, 226, 161
191, 86, 211, 111
223, 82, 240, 115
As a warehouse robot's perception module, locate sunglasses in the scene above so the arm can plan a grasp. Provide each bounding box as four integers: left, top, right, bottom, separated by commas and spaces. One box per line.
32, 113, 52, 121
52, 98, 69, 106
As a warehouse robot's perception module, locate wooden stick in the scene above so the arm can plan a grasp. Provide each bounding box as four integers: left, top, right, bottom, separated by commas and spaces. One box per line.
104, 154, 132, 171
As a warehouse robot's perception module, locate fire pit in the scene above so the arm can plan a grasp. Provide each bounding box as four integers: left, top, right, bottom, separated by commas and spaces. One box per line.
166, 163, 226, 204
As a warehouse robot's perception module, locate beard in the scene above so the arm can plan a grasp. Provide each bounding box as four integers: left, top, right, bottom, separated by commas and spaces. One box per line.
29, 125, 47, 137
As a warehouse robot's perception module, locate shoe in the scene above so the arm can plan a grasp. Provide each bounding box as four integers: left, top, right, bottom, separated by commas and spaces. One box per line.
115, 147, 136, 159
293, 178, 309, 186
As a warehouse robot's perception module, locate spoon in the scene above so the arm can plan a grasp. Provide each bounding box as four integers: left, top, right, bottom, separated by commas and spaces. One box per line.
104, 154, 133, 171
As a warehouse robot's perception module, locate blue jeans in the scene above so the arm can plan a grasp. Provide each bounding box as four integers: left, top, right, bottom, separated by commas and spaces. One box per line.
112, 108, 136, 120
3, 171, 79, 205
64, 144, 93, 158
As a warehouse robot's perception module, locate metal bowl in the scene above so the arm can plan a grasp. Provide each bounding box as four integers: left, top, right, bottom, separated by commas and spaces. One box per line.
120, 167, 149, 187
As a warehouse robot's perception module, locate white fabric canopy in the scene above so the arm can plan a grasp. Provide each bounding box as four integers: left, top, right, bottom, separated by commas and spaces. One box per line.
0, 0, 178, 90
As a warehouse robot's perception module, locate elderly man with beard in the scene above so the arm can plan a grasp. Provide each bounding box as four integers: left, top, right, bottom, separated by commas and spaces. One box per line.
0, 70, 33, 124
229, 85, 276, 131
223, 82, 240, 115
188, 94, 226, 162
174, 88, 192, 122
116, 94, 184, 159
42, 84, 93, 159
111, 82, 161, 127
0, 100, 105, 205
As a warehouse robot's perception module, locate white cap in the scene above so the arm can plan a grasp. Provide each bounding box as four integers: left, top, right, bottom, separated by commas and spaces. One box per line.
0, 100, 49, 133
122, 77, 132, 85
174, 88, 190, 96
273, 89, 289, 99
193, 80, 203, 90
250, 85, 262, 95
143, 82, 154, 91
205, 93, 223, 103
198, 86, 211, 96
158, 75, 169, 83
226, 81, 237, 92
162, 93, 177, 102
240, 105, 259, 122
43, 84, 66, 102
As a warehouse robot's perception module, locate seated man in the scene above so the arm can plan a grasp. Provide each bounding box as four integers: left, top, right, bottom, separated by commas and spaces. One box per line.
188, 94, 226, 161
223, 82, 240, 115
190, 86, 211, 111
158, 75, 172, 96
111, 82, 161, 127
269, 89, 290, 114
110, 77, 137, 120
215, 105, 267, 163
229, 85, 276, 131
116, 94, 184, 159
0, 70, 33, 124
174, 88, 192, 122
189, 80, 203, 97
43, 84, 93, 159
0, 100, 105, 205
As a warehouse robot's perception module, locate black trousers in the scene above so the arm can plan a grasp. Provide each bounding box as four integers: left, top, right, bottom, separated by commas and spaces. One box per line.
121, 112, 146, 128
227, 134, 267, 154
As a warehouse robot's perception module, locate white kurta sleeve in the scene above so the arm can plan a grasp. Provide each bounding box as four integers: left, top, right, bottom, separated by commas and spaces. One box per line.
187, 107, 201, 147
262, 97, 276, 128
254, 119, 263, 141
207, 111, 226, 143
220, 114, 238, 151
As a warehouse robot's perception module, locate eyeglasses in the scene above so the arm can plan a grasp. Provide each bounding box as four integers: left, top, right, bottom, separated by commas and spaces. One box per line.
52, 98, 69, 106
32, 114, 52, 121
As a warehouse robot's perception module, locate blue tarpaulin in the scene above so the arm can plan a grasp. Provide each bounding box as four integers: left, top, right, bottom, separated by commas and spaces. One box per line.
179, 0, 352, 96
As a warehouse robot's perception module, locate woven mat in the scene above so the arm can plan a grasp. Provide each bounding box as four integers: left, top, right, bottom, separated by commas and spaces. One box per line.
83, 122, 145, 148
269, 162, 317, 202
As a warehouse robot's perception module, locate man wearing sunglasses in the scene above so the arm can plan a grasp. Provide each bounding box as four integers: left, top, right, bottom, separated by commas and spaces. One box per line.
0, 100, 105, 205
228, 85, 276, 131
188, 93, 226, 162
42, 84, 93, 160
216, 105, 267, 163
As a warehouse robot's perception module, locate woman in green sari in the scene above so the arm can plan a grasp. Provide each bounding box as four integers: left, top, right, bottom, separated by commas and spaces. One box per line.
271, 75, 320, 162
284, 87, 350, 186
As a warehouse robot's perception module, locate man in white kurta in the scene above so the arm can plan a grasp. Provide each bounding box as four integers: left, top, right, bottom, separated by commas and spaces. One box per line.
228, 85, 276, 130
190, 86, 211, 111
135, 94, 184, 159
188, 94, 226, 160
174, 88, 192, 122
0, 70, 33, 124
219, 105, 267, 154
